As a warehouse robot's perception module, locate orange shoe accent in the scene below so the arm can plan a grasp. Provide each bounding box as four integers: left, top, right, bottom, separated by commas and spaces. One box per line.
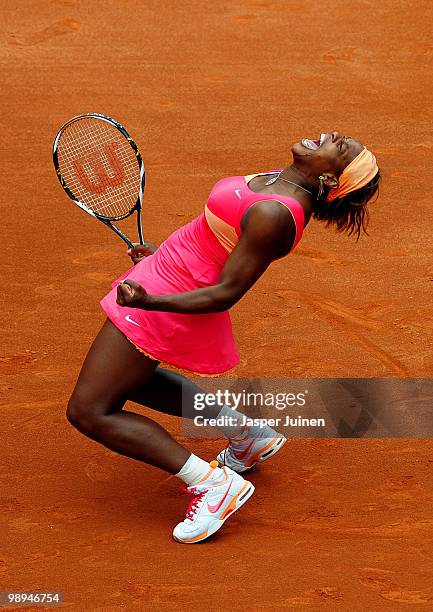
207, 480, 233, 514
219, 482, 250, 520
196, 461, 227, 486
174, 530, 209, 544
231, 438, 255, 461
195, 467, 213, 484
245, 437, 279, 467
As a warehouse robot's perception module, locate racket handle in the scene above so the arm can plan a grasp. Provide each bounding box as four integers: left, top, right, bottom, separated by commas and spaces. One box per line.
137, 210, 145, 246
100, 218, 135, 248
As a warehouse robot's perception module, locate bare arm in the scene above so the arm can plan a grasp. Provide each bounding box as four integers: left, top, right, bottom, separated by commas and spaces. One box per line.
117, 201, 296, 313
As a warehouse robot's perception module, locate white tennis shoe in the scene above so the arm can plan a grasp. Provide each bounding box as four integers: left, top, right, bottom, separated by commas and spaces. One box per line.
173, 461, 254, 544
216, 431, 287, 473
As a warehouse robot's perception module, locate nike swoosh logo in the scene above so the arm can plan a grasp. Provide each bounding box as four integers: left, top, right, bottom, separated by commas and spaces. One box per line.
231, 439, 255, 461
125, 314, 140, 327
207, 480, 233, 514
234, 189, 242, 199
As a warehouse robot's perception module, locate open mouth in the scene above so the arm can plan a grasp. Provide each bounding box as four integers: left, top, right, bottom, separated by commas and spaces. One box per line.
301, 133, 327, 150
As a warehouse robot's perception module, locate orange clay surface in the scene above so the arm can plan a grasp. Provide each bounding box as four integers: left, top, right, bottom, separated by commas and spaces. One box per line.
2, 1, 433, 610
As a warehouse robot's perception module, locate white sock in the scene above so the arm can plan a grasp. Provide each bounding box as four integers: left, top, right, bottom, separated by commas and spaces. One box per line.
217, 404, 279, 441
176, 453, 223, 486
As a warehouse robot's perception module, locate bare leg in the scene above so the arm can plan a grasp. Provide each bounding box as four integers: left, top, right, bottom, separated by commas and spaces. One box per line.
129, 368, 222, 419
66, 319, 190, 473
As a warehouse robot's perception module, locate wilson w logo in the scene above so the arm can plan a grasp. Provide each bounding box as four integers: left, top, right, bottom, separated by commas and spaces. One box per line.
73, 141, 125, 195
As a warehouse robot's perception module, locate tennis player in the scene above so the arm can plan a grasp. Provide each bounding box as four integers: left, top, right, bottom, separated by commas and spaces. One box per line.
67, 131, 380, 543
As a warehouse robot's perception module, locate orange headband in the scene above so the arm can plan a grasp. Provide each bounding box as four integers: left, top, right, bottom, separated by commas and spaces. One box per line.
326, 147, 378, 203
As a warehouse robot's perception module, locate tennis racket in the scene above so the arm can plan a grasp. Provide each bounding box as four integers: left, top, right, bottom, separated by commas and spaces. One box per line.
53, 113, 145, 248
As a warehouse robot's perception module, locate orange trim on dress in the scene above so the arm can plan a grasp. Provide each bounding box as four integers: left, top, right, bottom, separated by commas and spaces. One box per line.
204, 204, 238, 253
125, 336, 228, 378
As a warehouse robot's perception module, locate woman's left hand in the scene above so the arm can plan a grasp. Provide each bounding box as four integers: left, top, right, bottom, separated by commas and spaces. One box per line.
116, 280, 151, 309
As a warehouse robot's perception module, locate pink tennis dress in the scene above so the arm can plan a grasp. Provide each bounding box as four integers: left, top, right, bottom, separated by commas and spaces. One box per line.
100, 171, 305, 374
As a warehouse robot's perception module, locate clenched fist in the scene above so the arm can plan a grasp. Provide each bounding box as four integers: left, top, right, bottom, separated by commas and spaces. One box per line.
116, 279, 151, 309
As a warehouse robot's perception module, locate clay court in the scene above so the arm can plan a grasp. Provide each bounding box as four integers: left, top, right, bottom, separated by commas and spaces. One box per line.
2, 0, 433, 609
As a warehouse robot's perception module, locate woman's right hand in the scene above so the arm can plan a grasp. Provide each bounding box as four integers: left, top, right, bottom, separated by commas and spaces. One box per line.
127, 242, 158, 264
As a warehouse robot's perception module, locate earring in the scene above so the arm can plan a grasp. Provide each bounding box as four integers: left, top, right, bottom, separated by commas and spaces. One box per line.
317, 175, 325, 200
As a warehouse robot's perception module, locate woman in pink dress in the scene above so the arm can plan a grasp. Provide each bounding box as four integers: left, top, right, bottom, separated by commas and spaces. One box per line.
67, 131, 380, 543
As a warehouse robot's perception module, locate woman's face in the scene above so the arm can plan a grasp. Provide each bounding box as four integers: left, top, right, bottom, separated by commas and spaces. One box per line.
292, 131, 365, 176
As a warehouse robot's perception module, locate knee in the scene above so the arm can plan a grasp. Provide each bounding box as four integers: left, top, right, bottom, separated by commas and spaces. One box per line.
66, 392, 101, 437
66, 394, 89, 433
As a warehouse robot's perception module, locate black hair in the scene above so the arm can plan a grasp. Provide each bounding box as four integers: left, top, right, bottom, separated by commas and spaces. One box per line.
313, 170, 381, 240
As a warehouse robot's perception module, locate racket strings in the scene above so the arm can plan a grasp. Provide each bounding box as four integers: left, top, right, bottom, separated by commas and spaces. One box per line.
56, 118, 141, 219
